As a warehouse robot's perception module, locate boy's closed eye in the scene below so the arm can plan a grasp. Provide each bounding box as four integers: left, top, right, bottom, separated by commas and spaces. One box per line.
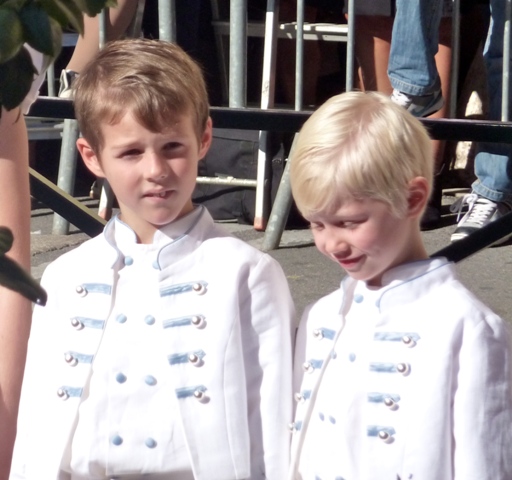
335, 219, 363, 229
309, 219, 365, 230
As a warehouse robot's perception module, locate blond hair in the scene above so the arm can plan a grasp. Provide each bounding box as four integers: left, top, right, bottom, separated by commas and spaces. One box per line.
73, 38, 210, 153
290, 91, 433, 218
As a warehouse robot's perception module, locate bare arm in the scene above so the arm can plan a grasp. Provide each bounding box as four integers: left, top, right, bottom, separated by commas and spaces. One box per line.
0, 107, 32, 480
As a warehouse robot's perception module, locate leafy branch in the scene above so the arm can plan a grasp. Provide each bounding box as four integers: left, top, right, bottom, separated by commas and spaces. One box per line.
0, 0, 117, 112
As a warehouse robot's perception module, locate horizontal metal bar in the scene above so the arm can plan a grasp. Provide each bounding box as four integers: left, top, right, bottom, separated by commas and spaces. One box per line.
196, 176, 257, 187
212, 20, 348, 42
28, 97, 512, 144
27, 128, 63, 141
28, 97, 75, 119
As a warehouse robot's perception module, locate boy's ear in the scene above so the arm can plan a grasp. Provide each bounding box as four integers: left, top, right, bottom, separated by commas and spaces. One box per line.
76, 138, 105, 178
198, 117, 213, 160
407, 176, 430, 218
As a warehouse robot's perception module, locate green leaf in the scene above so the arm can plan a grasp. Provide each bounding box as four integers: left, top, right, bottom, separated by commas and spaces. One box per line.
49, 16, 63, 60
0, 0, 27, 9
0, 7, 24, 64
0, 46, 37, 111
35, 0, 68, 28
0, 0, 122, 112
19, 2, 54, 55
38, 0, 84, 34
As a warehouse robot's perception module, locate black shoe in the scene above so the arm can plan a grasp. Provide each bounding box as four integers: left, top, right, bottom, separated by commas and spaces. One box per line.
450, 193, 512, 245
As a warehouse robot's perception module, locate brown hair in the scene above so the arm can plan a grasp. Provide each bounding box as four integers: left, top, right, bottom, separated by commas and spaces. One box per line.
73, 38, 210, 153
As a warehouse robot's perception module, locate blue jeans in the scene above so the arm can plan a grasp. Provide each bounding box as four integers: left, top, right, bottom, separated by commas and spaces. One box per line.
472, 0, 512, 203
388, 0, 444, 96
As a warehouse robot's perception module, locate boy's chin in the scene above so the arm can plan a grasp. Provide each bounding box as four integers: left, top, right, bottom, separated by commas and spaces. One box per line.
345, 271, 385, 288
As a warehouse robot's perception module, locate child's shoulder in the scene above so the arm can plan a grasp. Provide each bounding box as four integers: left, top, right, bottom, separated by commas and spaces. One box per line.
382, 258, 507, 336
41, 233, 110, 279
202, 222, 274, 264
301, 282, 345, 322
435, 274, 507, 332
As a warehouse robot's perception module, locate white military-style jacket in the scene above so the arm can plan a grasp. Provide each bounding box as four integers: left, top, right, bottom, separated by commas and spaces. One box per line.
11, 207, 295, 480
289, 257, 512, 480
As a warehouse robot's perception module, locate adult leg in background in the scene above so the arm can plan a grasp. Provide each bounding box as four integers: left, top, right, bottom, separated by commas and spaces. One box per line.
472, 0, 512, 203
452, 0, 512, 242
59, 0, 140, 97
388, 0, 444, 96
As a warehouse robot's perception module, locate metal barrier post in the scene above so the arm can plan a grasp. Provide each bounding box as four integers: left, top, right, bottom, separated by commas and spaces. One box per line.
295, 0, 305, 110
449, 0, 461, 118
99, 8, 107, 47
503, 0, 511, 121
255, 0, 281, 231
229, 0, 247, 107
345, 0, 355, 91
261, 135, 297, 252
158, 0, 177, 43
51, 119, 79, 234
52, 9, 111, 234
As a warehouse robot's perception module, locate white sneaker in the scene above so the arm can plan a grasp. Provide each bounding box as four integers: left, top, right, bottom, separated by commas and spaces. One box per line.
58, 69, 79, 98
450, 193, 512, 245
391, 88, 444, 118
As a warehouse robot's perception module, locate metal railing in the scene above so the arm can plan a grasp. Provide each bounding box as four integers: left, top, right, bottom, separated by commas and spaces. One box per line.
26, 0, 512, 260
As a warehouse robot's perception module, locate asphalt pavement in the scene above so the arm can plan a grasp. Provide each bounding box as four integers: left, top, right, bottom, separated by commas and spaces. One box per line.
30, 192, 512, 324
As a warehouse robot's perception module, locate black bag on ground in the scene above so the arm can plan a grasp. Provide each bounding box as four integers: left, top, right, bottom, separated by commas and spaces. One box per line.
193, 128, 307, 227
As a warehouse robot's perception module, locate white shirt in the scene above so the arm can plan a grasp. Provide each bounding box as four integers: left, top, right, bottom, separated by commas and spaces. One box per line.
290, 258, 512, 480
69, 211, 200, 478
12, 206, 295, 480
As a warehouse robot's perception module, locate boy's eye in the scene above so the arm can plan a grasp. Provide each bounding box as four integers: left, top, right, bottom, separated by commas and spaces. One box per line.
161, 141, 185, 158
121, 149, 142, 158
309, 222, 324, 231
336, 220, 362, 229
337, 221, 353, 228
163, 141, 182, 151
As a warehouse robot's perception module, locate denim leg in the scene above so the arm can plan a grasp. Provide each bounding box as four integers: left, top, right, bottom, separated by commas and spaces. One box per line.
472, 0, 512, 202
388, 0, 444, 95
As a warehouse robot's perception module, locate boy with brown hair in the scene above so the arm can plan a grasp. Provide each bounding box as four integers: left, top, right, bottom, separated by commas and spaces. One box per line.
11, 38, 294, 480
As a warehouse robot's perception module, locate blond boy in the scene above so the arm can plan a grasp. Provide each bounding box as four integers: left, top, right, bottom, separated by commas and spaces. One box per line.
11, 39, 294, 480
288, 91, 512, 479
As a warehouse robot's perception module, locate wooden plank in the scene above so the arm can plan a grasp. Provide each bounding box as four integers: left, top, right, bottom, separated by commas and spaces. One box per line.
29, 168, 106, 238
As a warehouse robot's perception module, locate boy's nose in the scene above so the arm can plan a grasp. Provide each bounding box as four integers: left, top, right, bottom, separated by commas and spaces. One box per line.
325, 234, 350, 257
146, 152, 169, 180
